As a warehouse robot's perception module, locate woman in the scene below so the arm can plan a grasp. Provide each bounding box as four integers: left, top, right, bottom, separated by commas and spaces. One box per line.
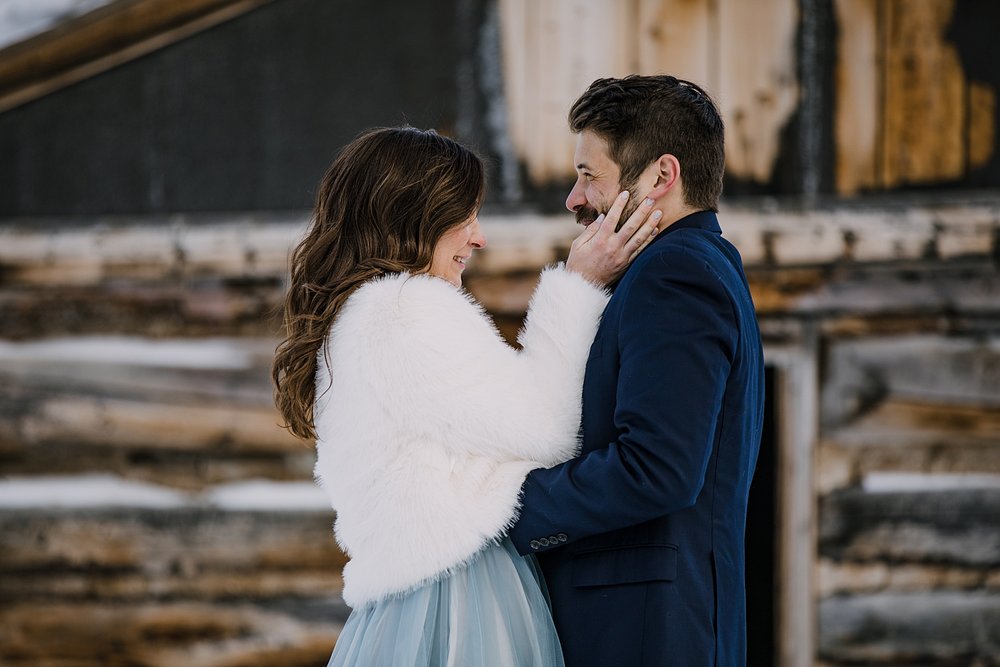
272, 127, 660, 666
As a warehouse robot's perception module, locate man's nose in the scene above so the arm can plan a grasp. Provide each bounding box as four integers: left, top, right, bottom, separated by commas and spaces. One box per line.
565, 179, 587, 213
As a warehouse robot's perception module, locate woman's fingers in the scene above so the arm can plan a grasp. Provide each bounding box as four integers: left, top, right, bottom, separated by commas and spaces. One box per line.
584, 213, 606, 240
627, 210, 663, 260
597, 191, 631, 238
616, 195, 657, 239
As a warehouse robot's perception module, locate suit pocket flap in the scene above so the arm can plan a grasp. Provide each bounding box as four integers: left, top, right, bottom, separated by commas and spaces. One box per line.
571, 544, 678, 588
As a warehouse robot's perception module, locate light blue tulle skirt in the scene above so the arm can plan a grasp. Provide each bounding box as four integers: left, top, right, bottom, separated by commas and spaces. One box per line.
328, 538, 565, 666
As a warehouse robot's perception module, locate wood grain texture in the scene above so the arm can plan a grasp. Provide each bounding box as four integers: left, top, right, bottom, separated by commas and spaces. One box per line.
499, 0, 638, 185
880, 0, 966, 187
833, 0, 879, 194
969, 81, 997, 170
637, 0, 715, 91
716, 0, 799, 183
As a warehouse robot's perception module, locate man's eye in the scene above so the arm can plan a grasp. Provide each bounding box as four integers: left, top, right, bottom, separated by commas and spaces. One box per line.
583, 174, 594, 181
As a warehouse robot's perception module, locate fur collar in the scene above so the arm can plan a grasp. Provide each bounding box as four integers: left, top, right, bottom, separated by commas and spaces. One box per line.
313, 267, 608, 606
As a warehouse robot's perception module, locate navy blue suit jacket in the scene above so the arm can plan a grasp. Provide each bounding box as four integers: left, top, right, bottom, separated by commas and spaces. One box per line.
509, 211, 764, 666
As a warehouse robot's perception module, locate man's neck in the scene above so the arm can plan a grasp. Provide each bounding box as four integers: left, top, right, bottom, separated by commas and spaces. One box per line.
656, 205, 700, 229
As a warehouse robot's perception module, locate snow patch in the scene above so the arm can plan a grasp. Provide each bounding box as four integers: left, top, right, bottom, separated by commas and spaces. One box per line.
0, 474, 330, 512
203, 480, 330, 512
0, 336, 258, 370
0, 0, 113, 51
0, 473, 188, 509
863, 472, 1000, 493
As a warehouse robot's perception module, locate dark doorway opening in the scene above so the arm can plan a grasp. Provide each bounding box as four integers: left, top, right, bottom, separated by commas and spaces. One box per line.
746, 366, 778, 666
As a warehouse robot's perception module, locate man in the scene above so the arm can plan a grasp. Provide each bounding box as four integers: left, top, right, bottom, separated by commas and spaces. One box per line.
508, 75, 765, 666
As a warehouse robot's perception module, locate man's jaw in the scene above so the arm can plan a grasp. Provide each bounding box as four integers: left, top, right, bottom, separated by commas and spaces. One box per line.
575, 205, 601, 227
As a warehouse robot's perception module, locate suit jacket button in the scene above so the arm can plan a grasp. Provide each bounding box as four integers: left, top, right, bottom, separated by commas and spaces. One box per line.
557, 533, 568, 542
529, 540, 541, 550
539, 537, 550, 546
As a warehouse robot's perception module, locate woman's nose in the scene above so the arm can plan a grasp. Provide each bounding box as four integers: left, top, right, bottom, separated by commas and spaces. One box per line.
470, 220, 487, 249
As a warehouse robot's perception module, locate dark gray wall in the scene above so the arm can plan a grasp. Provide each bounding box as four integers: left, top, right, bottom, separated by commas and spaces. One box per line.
0, 0, 499, 217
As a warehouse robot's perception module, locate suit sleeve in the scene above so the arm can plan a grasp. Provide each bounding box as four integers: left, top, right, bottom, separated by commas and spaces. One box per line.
508, 249, 737, 554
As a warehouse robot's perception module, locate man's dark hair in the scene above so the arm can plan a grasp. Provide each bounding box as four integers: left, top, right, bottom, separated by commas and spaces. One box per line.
568, 75, 725, 212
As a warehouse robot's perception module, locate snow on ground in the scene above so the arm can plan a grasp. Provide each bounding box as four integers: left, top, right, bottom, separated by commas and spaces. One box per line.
863, 471, 1000, 493
0, 474, 330, 511
0, 0, 113, 50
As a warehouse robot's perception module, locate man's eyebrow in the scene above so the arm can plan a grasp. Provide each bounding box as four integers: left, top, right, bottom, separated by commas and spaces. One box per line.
576, 162, 592, 171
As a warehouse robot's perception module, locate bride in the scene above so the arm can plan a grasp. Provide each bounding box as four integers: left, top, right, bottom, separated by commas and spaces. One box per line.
272, 126, 660, 666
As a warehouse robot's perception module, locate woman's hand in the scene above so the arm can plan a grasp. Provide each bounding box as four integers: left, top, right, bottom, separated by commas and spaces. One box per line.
565, 191, 663, 286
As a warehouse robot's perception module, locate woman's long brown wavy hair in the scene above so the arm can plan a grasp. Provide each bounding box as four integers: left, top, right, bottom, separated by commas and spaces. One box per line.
272, 127, 486, 440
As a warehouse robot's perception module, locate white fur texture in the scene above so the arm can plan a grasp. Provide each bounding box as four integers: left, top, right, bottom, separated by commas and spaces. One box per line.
313, 265, 608, 607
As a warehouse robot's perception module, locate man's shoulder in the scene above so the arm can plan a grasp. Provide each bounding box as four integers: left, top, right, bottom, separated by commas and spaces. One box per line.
622, 230, 727, 282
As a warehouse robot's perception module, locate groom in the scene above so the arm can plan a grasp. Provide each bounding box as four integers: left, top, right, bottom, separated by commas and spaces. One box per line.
509, 75, 765, 666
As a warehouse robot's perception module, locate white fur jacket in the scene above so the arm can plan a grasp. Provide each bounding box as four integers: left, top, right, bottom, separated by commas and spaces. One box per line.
313, 265, 609, 608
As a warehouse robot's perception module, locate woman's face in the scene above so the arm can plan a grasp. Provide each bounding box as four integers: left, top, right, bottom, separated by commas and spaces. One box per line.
428, 214, 487, 286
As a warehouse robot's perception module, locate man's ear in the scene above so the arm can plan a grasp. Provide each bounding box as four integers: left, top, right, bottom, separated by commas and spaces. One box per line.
646, 154, 681, 199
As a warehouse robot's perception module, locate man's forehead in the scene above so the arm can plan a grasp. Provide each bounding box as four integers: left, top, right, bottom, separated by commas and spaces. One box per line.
573, 131, 613, 169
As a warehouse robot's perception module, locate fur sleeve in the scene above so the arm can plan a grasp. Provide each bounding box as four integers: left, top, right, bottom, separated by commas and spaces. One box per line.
343, 266, 607, 467
312, 267, 607, 605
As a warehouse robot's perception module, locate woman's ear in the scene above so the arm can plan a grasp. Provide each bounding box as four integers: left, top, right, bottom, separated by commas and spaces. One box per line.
646, 154, 681, 199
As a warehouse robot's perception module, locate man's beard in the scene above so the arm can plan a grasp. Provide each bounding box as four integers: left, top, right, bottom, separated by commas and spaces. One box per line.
575, 184, 640, 231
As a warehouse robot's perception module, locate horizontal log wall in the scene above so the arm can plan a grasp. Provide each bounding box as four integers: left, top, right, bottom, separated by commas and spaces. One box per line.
816, 333, 1000, 665
2, 202, 998, 664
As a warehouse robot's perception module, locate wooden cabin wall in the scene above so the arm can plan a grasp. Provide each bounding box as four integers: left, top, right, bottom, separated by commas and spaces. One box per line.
1, 1, 998, 665
501, 0, 1000, 198
499, 0, 802, 197
2, 200, 997, 665
835, 0, 1000, 194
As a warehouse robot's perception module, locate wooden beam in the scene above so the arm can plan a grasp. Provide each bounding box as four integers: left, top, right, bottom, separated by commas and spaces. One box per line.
0, 0, 276, 114
767, 340, 820, 667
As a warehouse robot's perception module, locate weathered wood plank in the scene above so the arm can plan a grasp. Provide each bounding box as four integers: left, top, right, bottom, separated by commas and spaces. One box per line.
0, 440, 313, 490
0, 337, 309, 463
0, 506, 345, 591
0, 284, 284, 339
819, 591, 1000, 664
818, 440, 1000, 496
880, 0, 967, 188
498, 0, 636, 186
0, 204, 996, 287
818, 558, 999, 596
18, 394, 301, 453
824, 400, 1000, 450
833, 0, 879, 195
820, 335, 1000, 429
637, 0, 715, 92
716, 0, 800, 184
0, 336, 276, 400
969, 81, 997, 170
0, 601, 339, 667
0, 0, 276, 113
819, 486, 1000, 565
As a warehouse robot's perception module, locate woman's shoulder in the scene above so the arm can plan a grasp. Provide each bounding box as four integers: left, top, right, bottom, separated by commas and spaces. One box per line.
335, 271, 490, 339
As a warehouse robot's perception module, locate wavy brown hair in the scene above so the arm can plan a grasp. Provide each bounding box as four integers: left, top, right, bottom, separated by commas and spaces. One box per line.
272, 127, 486, 440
